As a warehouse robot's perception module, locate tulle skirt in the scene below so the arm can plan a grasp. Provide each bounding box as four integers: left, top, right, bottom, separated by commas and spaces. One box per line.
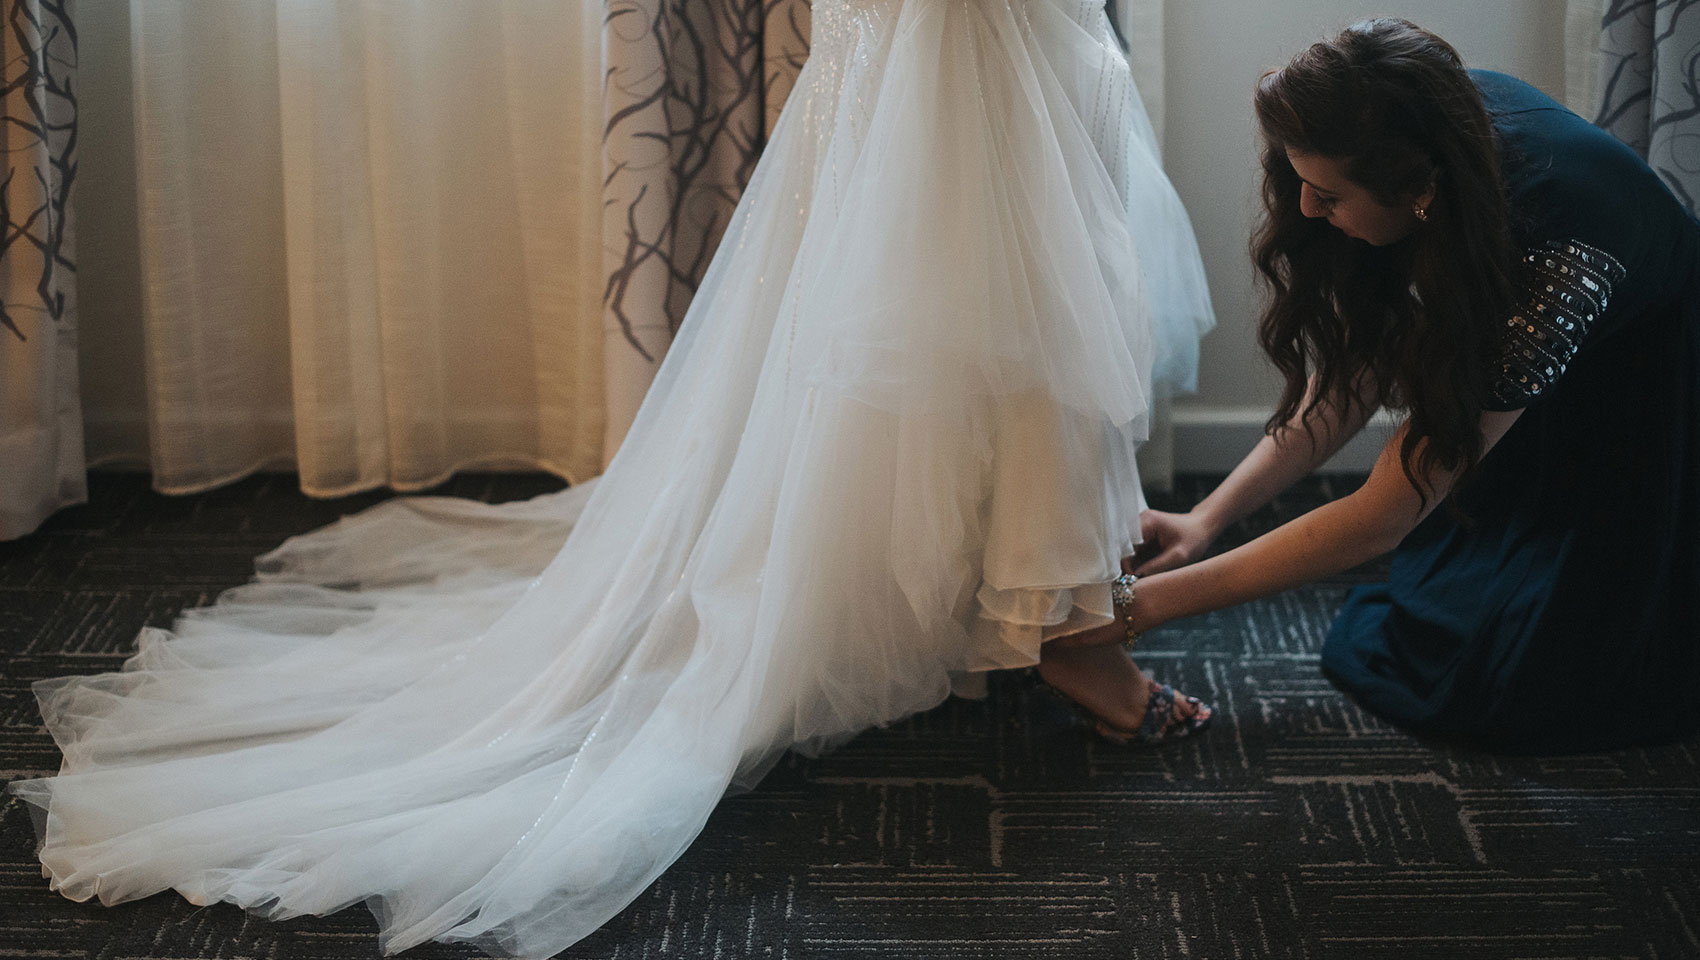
9, 0, 1213, 955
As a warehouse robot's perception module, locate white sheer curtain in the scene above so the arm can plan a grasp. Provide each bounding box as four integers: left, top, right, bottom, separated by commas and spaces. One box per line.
107, 0, 605, 496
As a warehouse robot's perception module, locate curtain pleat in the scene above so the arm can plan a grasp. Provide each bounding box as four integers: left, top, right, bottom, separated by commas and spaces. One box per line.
763, 0, 813, 133
0, 0, 84, 540
1595, 0, 1700, 216
130, 1, 295, 492
1564, 0, 1610, 115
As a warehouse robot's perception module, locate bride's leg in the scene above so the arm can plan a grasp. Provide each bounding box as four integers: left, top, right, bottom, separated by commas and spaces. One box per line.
1038, 641, 1150, 732
1037, 634, 1211, 740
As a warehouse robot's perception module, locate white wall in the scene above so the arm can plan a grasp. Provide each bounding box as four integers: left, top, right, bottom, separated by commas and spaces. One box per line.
1160, 0, 1568, 471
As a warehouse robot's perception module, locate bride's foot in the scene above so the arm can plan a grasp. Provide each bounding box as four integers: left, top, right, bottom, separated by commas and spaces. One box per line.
1036, 642, 1213, 744
1116, 676, 1214, 744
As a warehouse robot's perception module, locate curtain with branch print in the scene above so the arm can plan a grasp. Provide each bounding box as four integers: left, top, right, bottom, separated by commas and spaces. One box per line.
1596, 0, 1700, 215
600, 0, 811, 459
0, 0, 83, 539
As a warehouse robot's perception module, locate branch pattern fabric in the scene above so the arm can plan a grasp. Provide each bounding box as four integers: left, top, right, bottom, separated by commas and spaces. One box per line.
1596, 0, 1700, 215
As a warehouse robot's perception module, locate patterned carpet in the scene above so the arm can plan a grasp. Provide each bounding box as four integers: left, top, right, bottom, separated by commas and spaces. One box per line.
3, 473, 1697, 960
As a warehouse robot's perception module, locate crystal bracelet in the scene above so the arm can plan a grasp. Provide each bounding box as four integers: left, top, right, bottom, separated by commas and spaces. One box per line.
1110, 572, 1142, 649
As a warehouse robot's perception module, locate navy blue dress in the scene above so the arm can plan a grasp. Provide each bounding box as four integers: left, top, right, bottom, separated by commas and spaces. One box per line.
1321, 71, 1700, 753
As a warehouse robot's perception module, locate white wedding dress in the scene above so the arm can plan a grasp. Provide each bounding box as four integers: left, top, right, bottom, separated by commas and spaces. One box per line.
10, 0, 1212, 955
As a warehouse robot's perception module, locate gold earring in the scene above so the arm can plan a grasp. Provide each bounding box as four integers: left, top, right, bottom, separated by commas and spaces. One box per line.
1414, 204, 1429, 222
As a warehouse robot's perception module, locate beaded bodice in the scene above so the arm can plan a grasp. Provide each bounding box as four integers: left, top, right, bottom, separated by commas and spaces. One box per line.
810, 0, 1115, 59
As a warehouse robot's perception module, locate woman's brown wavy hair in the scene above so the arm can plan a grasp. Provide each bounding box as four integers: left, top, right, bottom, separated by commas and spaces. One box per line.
1252, 18, 1516, 502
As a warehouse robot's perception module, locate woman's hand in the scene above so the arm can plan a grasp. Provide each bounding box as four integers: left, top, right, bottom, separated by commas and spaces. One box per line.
1129, 509, 1218, 575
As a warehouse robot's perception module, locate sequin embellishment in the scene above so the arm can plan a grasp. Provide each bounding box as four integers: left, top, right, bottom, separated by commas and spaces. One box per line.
1490, 239, 1626, 408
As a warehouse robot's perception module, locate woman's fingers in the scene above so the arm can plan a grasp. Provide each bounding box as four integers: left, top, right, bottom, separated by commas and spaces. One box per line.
1132, 508, 1213, 575
1133, 546, 1189, 576
1133, 510, 1188, 574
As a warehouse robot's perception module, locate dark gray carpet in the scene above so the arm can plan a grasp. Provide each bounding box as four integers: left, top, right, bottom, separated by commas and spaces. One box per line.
3, 472, 1697, 959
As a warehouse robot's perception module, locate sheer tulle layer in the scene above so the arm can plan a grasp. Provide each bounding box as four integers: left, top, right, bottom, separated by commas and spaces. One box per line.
10, 0, 1213, 956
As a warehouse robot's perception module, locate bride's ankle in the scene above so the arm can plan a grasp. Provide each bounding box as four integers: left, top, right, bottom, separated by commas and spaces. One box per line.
1037, 650, 1149, 732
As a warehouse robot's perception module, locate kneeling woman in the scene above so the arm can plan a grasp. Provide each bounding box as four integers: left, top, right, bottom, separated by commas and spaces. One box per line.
1046, 18, 1700, 753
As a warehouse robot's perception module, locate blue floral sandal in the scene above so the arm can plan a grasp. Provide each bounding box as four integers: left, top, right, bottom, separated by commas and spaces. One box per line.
1112, 673, 1214, 744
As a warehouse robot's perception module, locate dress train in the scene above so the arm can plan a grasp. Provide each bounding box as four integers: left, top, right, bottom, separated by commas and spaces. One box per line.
10, 0, 1213, 955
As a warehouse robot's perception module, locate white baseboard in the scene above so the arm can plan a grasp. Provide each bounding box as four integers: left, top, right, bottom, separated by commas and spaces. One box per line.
1171, 406, 1398, 474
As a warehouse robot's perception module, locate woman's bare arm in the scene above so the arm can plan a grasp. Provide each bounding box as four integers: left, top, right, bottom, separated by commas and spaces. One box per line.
1128, 407, 1524, 631
1134, 373, 1381, 574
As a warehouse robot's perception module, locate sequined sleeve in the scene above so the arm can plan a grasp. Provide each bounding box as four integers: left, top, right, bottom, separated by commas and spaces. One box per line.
1487, 239, 1627, 410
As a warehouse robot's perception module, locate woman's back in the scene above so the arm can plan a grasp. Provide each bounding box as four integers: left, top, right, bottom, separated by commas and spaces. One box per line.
1322, 71, 1700, 754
